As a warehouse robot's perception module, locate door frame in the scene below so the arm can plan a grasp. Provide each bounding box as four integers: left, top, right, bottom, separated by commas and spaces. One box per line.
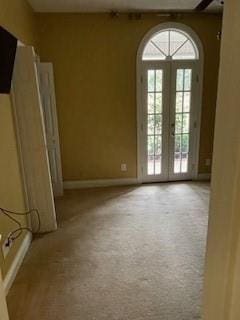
137, 22, 204, 183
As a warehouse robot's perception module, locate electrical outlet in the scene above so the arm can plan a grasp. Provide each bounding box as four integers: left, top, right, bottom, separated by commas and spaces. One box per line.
1, 234, 13, 259
121, 163, 127, 172
205, 159, 211, 167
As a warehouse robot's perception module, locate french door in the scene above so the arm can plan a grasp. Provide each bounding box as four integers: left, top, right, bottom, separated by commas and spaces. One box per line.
140, 60, 198, 182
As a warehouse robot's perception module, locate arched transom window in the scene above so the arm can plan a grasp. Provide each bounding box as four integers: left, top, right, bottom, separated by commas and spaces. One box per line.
143, 29, 199, 61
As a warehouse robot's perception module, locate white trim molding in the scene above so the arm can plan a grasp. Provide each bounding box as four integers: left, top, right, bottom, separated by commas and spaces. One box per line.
63, 175, 210, 189
64, 178, 139, 190
3, 232, 32, 295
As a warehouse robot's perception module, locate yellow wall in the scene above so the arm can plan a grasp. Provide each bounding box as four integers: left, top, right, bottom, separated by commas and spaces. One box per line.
0, 0, 36, 277
203, 1, 240, 319
0, 0, 36, 45
0, 96, 27, 277
0, 270, 8, 319
37, 13, 222, 181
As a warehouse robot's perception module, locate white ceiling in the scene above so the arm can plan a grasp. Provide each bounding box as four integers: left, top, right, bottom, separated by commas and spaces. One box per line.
28, 0, 223, 13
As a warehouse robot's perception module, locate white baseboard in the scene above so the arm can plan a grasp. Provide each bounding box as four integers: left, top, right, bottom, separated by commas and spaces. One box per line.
196, 173, 211, 181
64, 175, 211, 190
64, 178, 139, 190
3, 232, 32, 295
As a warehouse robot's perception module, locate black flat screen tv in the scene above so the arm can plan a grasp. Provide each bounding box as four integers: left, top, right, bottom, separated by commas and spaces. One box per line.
0, 26, 17, 94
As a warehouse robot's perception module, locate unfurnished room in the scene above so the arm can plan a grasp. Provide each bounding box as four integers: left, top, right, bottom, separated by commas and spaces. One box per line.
1, 1, 240, 320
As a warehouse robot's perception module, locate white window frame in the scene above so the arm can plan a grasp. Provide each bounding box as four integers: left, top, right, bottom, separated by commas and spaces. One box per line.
142, 28, 199, 61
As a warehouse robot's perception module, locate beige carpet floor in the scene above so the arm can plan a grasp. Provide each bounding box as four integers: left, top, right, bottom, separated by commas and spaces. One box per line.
7, 182, 209, 320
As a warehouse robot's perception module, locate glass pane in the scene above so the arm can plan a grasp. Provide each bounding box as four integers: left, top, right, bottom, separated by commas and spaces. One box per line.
155, 115, 162, 134
170, 31, 188, 56
183, 92, 191, 112
148, 155, 154, 175
155, 135, 162, 155
174, 153, 181, 173
183, 114, 190, 133
143, 42, 166, 61
182, 134, 189, 153
156, 70, 163, 91
175, 114, 182, 134
176, 69, 184, 91
172, 40, 196, 60
148, 136, 154, 155
148, 93, 154, 113
148, 70, 155, 92
156, 93, 162, 113
175, 135, 181, 153
151, 31, 169, 56
176, 92, 183, 112
148, 115, 154, 134
181, 153, 188, 173
155, 155, 161, 175
143, 28, 198, 61
184, 69, 192, 91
